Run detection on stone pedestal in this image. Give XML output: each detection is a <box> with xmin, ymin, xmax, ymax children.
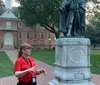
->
<box><xmin>48</xmin><ymin>38</ymin><xmax>95</xmax><ymax>85</ymax></box>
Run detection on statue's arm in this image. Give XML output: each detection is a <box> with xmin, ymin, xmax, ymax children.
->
<box><xmin>80</xmin><ymin>0</ymin><xmax>86</xmax><ymax>11</ymax></box>
<box><xmin>60</xmin><ymin>0</ymin><xmax>71</xmax><ymax>11</ymax></box>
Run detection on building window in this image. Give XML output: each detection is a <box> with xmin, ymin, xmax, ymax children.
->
<box><xmin>18</xmin><ymin>32</ymin><xmax>22</xmax><ymax>39</ymax></box>
<box><xmin>6</xmin><ymin>21</ymin><xmax>11</xmax><ymax>29</ymax></box>
<box><xmin>26</xmin><ymin>33</ymin><xmax>30</xmax><ymax>39</ymax></box>
<box><xmin>48</xmin><ymin>34</ymin><xmax>51</xmax><ymax>49</ymax></box>
<box><xmin>34</xmin><ymin>33</ymin><xmax>37</xmax><ymax>40</ymax></box>
<box><xmin>40</xmin><ymin>33</ymin><xmax>44</xmax><ymax>40</ymax></box>
<box><xmin>48</xmin><ymin>33</ymin><xmax>51</xmax><ymax>39</ymax></box>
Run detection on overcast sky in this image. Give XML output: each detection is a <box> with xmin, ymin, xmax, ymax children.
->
<box><xmin>2</xmin><ymin>0</ymin><xmax>20</xmax><ymax>7</ymax></box>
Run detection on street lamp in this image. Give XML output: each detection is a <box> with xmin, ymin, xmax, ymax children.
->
<box><xmin>48</xmin><ymin>38</ymin><xmax>51</xmax><ymax>50</ymax></box>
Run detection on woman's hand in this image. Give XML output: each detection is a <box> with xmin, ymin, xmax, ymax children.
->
<box><xmin>27</xmin><ymin>66</ymin><xmax>38</xmax><ymax>72</ymax></box>
<box><xmin>40</xmin><ymin>69</ymin><xmax>46</xmax><ymax>75</ymax></box>
<box><xmin>36</xmin><ymin>68</ymin><xmax>46</xmax><ymax>75</ymax></box>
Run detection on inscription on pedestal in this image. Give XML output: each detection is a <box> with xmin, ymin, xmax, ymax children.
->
<box><xmin>74</xmin><ymin>69</ymin><xmax>85</xmax><ymax>81</ymax></box>
<box><xmin>69</xmin><ymin>48</ymin><xmax>86</xmax><ymax>64</ymax></box>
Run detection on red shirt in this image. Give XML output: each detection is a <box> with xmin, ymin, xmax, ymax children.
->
<box><xmin>14</xmin><ymin>56</ymin><xmax>37</xmax><ymax>82</ymax></box>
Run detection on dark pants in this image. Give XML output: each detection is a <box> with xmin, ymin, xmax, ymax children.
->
<box><xmin>17</xmin><ymin>81</ymin><xmax>37</xmax><ymax>85</ymax></box>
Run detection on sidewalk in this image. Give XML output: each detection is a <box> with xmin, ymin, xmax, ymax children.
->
<box><xmin>0</xmin><ymin>50</ymin><xmax>100</xmax><ymax>85</ymax></box>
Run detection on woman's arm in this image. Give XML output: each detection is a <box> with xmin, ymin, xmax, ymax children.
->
<box><xmin>15</xmin><ymin>66</ymin><xmax>37</xmax><ymax>77</ymax></box>
<box><xmin>15</xmin><ymin>70</ymin><xmax>29</xmax><ymax>77</ymax></box>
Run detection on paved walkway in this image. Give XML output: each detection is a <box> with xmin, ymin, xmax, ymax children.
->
<box><xmin>0</xmin><ymin>50</ymin><xmax>100</xmax><ymax>85</ymax></box>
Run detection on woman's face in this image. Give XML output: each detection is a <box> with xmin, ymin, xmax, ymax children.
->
<box><xmin>22</xmin><ymin>47</ymin><xmax>31</xmax><ymax>56</ymax></box>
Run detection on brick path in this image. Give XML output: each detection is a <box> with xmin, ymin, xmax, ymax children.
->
<box><xmin>0</xmin><ymin>50</ymin><xmax>100</xmax><ymax>85</ymax></box>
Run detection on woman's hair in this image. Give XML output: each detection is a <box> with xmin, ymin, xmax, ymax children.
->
<box><xmin>18</xmin><ymin>43</ymin><xmax>31</xmax><ymax>58</ymax></box>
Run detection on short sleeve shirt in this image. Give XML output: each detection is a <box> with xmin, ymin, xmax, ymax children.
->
<box><xmin>14</xmin><ymin>56</ymin><xmax>37</xmax><ymax>82</ymax></box>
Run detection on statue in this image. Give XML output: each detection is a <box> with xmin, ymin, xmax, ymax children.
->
<box><xmin>59</xmin><ymin>0</ymin><xmax>86</xmax><ymax>37</ymax></box>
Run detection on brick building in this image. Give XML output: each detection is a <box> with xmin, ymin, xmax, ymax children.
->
<box><xmin>0</xmin><ymin>0</ymin><xmax>55</xmax><ymax>49</ymax></box>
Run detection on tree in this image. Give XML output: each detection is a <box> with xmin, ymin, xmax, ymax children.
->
<box><xmin>0</xmin><ymin>0</ymin><xmax>4</xmax><ymax>7</ymax></box>
<box><xmin>86</xmin><ymin>12</ymin><xmax>100</xmax><ymax>47</ymax></box>
<box><xmin>16</xmin><ymin>0</ymin><xmax>62</xmax><ymax>38</ymax></box>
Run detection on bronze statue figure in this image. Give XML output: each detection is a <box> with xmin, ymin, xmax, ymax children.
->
<box><xmin>59</xmin><ymin>0</ymin><xmax>86</xmax><ymax>37</ymax></box>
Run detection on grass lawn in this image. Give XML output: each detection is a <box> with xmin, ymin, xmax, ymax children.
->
<box><xmin>0</xmin><ymin>51</ymin><xmax>13</xmax><ymax>78</ymax></box>
<box><xmin>0</xmin><ymin>49</ymin><xmax>100</xmax><ymax>78</ymax></box>
<box><xmin>31</xmin><ymin>50</ymin><xmax>100</xmax><ymax>74</ymax></box>
<box><xmin>90</xmin><ymin>50</ymin><xmax>100</xmax><ymax>74</ymax></box>
<box><xmin>31</xmin><ymin>50</ymin><xmax>55</xmax><ymax>66</ymax></box>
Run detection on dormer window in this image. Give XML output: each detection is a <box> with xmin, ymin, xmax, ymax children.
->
<box><xmin>7</xmin><ymin>11</ymin><xmax>10</xmax><ymax>14</ymax></box>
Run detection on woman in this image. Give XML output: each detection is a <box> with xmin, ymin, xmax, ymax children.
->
<box><xmin>14</xmin><ymin>43</ymin><xmax>46</xmax><ymax>85</ymax></box>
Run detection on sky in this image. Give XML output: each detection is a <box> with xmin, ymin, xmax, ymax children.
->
<box><xmin>2</xmin><ymin>0</ymin><xmax>20</xmax><ymax>7</ymax></box>
<box><xmin>12</xmin><ymin>0</ymin><xmax>20</xmax><ymax>7</ymax></box>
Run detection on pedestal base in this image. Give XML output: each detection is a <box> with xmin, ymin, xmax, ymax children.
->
<box><xmin>49</xmin><ymin>78</ymin><xmax>95</xmax><ymax>85</ymax></box>
<box><xmin>48</xmin><ymin>38</ymin><xmax>95</xmax><ymax>85</ymax></box>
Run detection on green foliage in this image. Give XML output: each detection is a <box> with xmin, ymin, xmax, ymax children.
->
<box><xmin>17</xmin><ymin>0</ymin><xmax>62</xmax><ymax>38</ymax></box>
<box><xmin>0</xmin><ymin>0</ymin><xmax>4</xmax><ymax>7</ymax></box>
<box><xmin>0</xmin><ymin>51</ymin><xmax>13</xmax><ymax>78</ymax></box>
<box><xmin>86</xmin><ymin>12</ymin><xmax>100</xmax><ymax>47</ymax></box>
